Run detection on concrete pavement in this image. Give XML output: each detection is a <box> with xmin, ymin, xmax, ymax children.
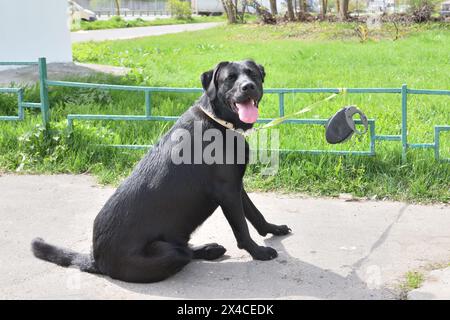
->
<box><xmin>408</xmin><ymin>267</ymin><xmax>450</xmax><ymax>300</ymax></box>
<box><xmin>71</xmin><ymin>22</ymin><xmax>223</xmax><ymax>43</ymax></box>
<box><xmin>0</xmin><ymin>174</ymin><xmax>449</xmax><ymax>299</ymax></box>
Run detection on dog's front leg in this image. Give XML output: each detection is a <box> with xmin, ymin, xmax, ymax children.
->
<box><xmin>217</xmin><ymin>188</ymin><xmax>278</xmax><ymax>261</ymax></box>
<box><xmin>242</xmin><ymin>190</ymin><xmax>291</xmax><ymax>237</ymax></box>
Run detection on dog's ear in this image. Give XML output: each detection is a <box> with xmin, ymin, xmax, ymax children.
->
<box><xmin>257</xmin><ymin>64</ymin><xmax>266</xmax><ymax>83</ymax></box>
<box><xmin>244</xmin><ymin>60</ymin><xmax>265</xmax><ymax>83</ymax></box>
<box><xmin>201</xmin><ymin>61</ymin><xmax>229</xmax><ymax>100</ymax></box>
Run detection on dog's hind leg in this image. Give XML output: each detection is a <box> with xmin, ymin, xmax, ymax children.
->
<box><xmin>191</xmin><ymin>243</ymin><xmax>226</xmax><ymax>260</ymax></box>
<box><xmin>109</xmin><ymin>241</ymin><xmax>192</xmax><ymax>283</ymax></box>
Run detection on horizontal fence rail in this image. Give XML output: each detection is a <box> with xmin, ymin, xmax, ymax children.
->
<box><xmin>0</xmin><ymin>61</ymin><xmax>39</xmax><ymax>66</ymax></box>
<box><xmin>1</xmin><ymin>58</ymin><xmax>449</xmax><ymax>162</ymax></box>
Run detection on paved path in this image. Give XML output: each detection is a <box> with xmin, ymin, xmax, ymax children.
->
<box><xmin>71</xmin><ymin>22</ymin><xmax>223</xmax><ymax>43</ymax></box>
<box><xmin>0</xmin><ymin>174</ymin><xmax>449</xmax><ymax>299</ymax></box>
<box><xmin>408</xmin><ymin>267</ymin><xmax>450</xmax><ymax>300</ymax></box>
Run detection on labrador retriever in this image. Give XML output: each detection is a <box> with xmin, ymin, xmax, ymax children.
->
<box><xmin>32</xmin><ymin>60</ymin><xmax>291</xmax><ymax>283</ymax></box>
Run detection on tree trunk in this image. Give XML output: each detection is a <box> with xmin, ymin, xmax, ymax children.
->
<box><xmin>269</xmin><ymin>0</ymin><xmax>278</xmax><ymax>14</ymax></box>
<box><xmin>299</xmin><ymin>0</ymin><xmax>307</xmax><ymax>12</ymax></box>
<box><xmin>237</xmin><ymin>0</ymin><xmax>248</xmax><ymax>23</ymax></box>
<box><xmin>338</xmin><ymin>0</ymin><xmax>349</xmax><ymax>20</ymax></box>
<box><xmin>221</xmin><ymin>0</ymin><xmax>237</xmax><ymax>23</ymax></box>
<box><xmin>286</xmin><ymin>0</ymin><xmax>295</xmax><ymax>21</ymax></box>
<box><xmin>114</xmin><ymin>0</ymin><xmax>120</xmax><ymax>16</ymax></box>
<box><xmin>296</xmin><ymin>0</ymin><xmax>308</xmax><ymax>20</ymax></box>
<box><xmin>321</xmin><ymin>0</ymin><xmax>328</xmax><ymax>18</ymax></box>
<box><xmin>248</xmin><ymin>0</ymin><xmax>277</xmax><ymax>24</ymax></box>
<box><xmin>336</xmin><ymin>0</ymin><xmax>340</xmax><ymax>15</ymax></box>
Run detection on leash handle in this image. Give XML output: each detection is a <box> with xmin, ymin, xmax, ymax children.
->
<box><xmin>344</xmin><ymin>106</ymin><xmax>368</xmax><ymax>135</ymax></box>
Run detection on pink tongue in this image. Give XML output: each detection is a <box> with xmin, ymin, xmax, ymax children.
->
<box><xmin>235</xmin><ymin>100</ymin><xmax>259</xmax><ymax>124</ymax></box>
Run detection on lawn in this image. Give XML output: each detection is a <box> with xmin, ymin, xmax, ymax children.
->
<box><xmin>1</xmin><ymin>22</ymin><xmax>449</xmax><ymax>202</ymax></box>
<box><xmin>70</xmin><ymin>15</ymin><xmax>224</xmax><ymax>31</ymax></box>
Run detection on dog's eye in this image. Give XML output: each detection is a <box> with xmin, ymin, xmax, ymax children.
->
<box><xmin>244</xmin><ymin>69</ymin><xmax>256</xmax><ymax>79</ymax></box>
<box><xmin>226</xmin><ymin>74</ymin><xmax>237</xmax><ymax>81</ymax></box>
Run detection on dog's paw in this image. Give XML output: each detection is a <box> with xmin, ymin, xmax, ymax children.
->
<box><xmin>193</xmin><ymin>243</ymin><xmax>227</xmax><ymax>260</ymax></box>
<box><xmin>267</xmin><ymin>224</ymin><xmax>292</xmax><ymax>236</ymax></box>
<box><xmin>203</xmin><ymin>243</ymin><xmax>227</xmax><ymax>260</ymax></box>
<box><xmin>251</xmin><ymin>246</ymin><xmax>278</xmax><ymax>261</ymax></box>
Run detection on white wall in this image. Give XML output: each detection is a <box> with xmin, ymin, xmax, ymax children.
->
<box><xmin>192</xmin><ymin>0</ymin><xmax>288</xmax><ymax>14</ymax></box>
<box><xmin>0</xmin><ymin>0</ymin><xmax>72</xmax><ymax>65</ymax></box>
<box><xmin>192</xmin><ymin>0</ymin><xmax>224</xmax><ymax>13</ymax></box>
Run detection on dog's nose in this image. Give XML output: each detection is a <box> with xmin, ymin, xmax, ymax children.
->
<box><xmin>241</xmin><ymin>82</ymin><xmax>256</xmax><ymax>92</ymax></box>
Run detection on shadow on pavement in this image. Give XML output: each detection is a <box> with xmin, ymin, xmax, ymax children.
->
<box><xmin>107</xmin><ymin>233</ymin><xmax>396</xmax><ymax>299</ymax></box>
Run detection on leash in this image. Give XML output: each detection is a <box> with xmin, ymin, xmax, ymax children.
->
<box><xmin>199</xmin><ymin>88</ymin><xmax>368</xmax><ymax>143</ymax></box>
<box><xmin>200</xmin><ymin>89</ymin><xmax>347</xmax><ymax>137</ymax></box>
<box><xmin>255</xmin><ymin>90</ymin><xmax>344</xmax><ymax>132</ymax></box>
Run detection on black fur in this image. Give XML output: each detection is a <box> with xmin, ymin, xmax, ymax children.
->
<box><xmin>31</xmin><ymin>238</ymin><xmax>99</xmax><ymax>273</ymax></box>
<box><xmin>31</xmin><ymin>60</ymin><xmax>291</xmax><ymax>283</ymax></box>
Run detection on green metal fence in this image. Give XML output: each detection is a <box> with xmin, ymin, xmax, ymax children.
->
<box><xmin>1</xmin><ymin>57</ymin><xmax>449</xmax><ymax>162</ymax></box>
<box><xmin>0</xmin><ymin>58</ymin><xmax>50</xmax><ymax>125</ymax></box>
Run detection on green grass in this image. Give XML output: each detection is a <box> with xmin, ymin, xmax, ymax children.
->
<box><xmin>70</xmin><ymin>15</ymin><xmax>224</xmax><ymax>31</ymax></box>
<box><xmin>1</xmin><ymin>22</ymin><xmax>449</xmax><ymax>202</ymax></box>
<box><xmin>405</xmin><ymin>271</ymin><xmax>424</xmax><ymax>290</ymax></box>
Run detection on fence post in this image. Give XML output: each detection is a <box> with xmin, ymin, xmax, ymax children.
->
<box><xmin>401</xmin><ymin>84</ymin><xmax>407</xmax><ymax>162</ymax></box>
<box><xmin>278</xmin><ymin>93</ymin><xmax>285</xmax><ymax>116</ymax></box>
<box><xmin>145</xmin><ymin>91</ymin><xmax>151</xmax><ymax>116</ymax></box>
<box><xmin>370</xmin><ymin>121</ymin><xmax>376</xmax><ymax>155</ymax></box>
<box><xmin>18</xmin><ymin>88</ymin><xmax>24</xmax><ymax>120</ymax></box>
<box><xmin>434</xmin><ymin>126</ymin><xmax>439</xmax><ymax>161</ymax></box>
<box><xmin>38</xmin><ymin>57</ymin><xmax>50</xmax><ymax>127</ymax></box>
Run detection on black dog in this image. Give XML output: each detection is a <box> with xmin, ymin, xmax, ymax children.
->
<box><xmin>32</xmin><ymin>60</ymin><xmax>291</xmax><ymax>283</ymax></box>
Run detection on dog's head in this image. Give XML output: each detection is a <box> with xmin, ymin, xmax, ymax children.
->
<box><xmin>201</xmin><ymin>60</ymin><xmax>265</xmax><ymax>129</ymax></box>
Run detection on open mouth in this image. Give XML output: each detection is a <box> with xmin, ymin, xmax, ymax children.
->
<box><xmin>230</xmin><ymin>98</ymin><xmax>259</xmax><ymax>124</ymax></box>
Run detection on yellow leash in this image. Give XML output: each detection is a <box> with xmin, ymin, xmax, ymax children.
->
<box><xmin>244</xmin><ymin>88</ymin><xmax>347</xmax><ymax>136</ymax></box>
<box><xmin>258</xmin><ymin>91</ymin><xmax>344</xmax><ymax>131</ymax></box>
<box><xmin>200</xmin><ymin>89</ymin><xmax>347</xmax><ymax>137</ymax></box>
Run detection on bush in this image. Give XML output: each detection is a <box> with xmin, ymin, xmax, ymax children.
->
<box><xmin>0</xmin><ymin>92</ymin><xmax>18</xmax><ymax>115</ymax></box>
<box><xmin>111</xmin><ymin>15</ymin><xmax>123</xmax><ymax>23</ymax></box>
<box><xmin>16</xmin><ymin>123</ymin><xmax>70</xmax><ymax>171</ymax></box>
<box><xmin>409</xmin><ymin>0</ymin><xmax>436</xmax><ymax>22</ymax></box>
<box><xmin>168</xmin><ymin>0</ymin><xmax>192</xmax><ymax>20</ymax></box>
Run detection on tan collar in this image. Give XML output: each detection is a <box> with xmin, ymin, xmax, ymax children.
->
<box><xmin>199</xmin><ymin>105</ymin><xmax>254</xmax><ymax>136</ymax></box>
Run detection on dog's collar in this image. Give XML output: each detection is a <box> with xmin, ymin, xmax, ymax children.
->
<box><xmin>199</xmin><ymin>105</ymin><xmax>254</xmax><ymax>136</ymax></box>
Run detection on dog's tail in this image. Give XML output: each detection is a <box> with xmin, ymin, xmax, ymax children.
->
<box><xmin>31</xmin><ymin>237</ymin><xmax>100</xmax><ymax>274</ymax></box>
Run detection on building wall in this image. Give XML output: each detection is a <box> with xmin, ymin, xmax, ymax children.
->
<box><xmin>191</xmin><ymin>0</ymin><xmax>319</xmax><ymax>14</ymax></box>
<box><xmin>366</xmin><ymin>0</ymin><xmax>396</xmax><ymax>13</ymax></box>
<box><xmin>191</xmin><ymin>0</ymin><xmax>223</xmax><ymax>13</ymax></box>
<box><xmin>77</xmin><ymin>0</ymin><xmax>168</xmax><ymax>11</ymax></box>
<box><xmin>0</xmin><ymin>0</ymin><xmax>72</xmax><ymax>65</ymax></box>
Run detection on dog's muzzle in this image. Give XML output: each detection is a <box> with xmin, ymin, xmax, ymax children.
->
<box><xmin>325</xmin><ymin>106</ymin><xmax>368</xmax><ymax>144</ymax></box>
